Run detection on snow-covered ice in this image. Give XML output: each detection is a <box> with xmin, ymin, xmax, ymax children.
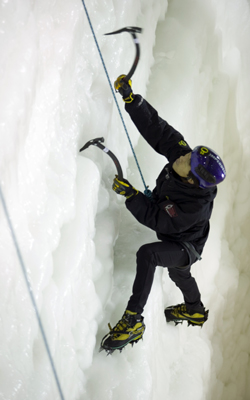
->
<box><xmin>0</xmin><ymin>0</ymin><xmax>250</xmax><ymax>399</ymax></box>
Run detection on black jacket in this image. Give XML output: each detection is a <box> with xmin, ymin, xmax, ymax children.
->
<box><xmin>124</xmin><ymin>95</ymin><xmax>217</xmax><ymax>255</ymax></box>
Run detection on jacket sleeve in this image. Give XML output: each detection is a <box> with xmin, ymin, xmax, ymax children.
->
<box><xmin>125</xmin><ymin>95</ymin><xmax>192</xmax><ymax>161</ymax></box>
<box><xmin>125</xmin><ymin>192</ymin><xmax>204</xmax><ymax>236</ymax></box>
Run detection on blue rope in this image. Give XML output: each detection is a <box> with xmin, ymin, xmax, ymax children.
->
<box><xmin>0</xmin><ymin>185</ymin><xmax>65</xmax><ymax>400</ymax></box>
<box><xmin>81</xmin><ymin>0</ymin><xmax>151</xmax><ymax>197</ymax></box>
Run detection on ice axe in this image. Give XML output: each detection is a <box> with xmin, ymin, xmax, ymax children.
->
<box><xmin>104</xmin><ymin>26</ymin><xmax>142</xmax><ymax>83</ymax></box>
<box><xmin>79</xmin><ymin>137</ymin><xmax>123</xmax><ymax>180</ymax></box>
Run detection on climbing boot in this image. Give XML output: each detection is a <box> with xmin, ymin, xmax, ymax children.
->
<box><xmin>164</xmin><ymin>303</ymin><xmax>209</xmax><ymax>327</ymax></box>
<box><xmin>100</xmin><ymin>310</ymin><xmax>145</xmax><ymax>354</ymax></box>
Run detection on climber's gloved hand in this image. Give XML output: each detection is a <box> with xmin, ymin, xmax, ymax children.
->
<box><xmin>114</xmin><ymin>74</ymin><xmax>134</xmax><ymax>103</ymax></box>
<box><xmin>112</xmin><ymin>176</ymin><xmax>138</xmax><ymax>199</ymax></box>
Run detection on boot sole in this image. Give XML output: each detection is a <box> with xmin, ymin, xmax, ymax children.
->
<box><xmin>100</xmin><ymin>328</ymin><xmax>145</xmax><ymax>354</ymax></box>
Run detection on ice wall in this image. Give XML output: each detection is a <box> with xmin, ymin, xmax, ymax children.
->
<box><xmin>0</xmin><ymin>0</ymin><xmax>168</xmax><ymax>399</ymax></box>
<box><xmin>146</xmin><ymin>1</ymin><xmax>250</xmax><ymax>399</ymax></box>
<box><xmin>0</xmin><ymin>0</ymin><xmax>250</xmax><ymax>399</ymax></box>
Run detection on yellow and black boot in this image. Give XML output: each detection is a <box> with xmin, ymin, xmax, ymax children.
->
<box><xmin>164</xmin><ymin>303</ymin><xmax>209</xmax><ymax>327</ymax></box>
<box><xmin>100</xmin><ymin>310</ymin><xmax>145</xmax><ymax>354</ymax></box>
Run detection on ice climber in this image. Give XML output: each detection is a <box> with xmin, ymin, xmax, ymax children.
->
<box><xmin>100</xmin><ymin>75</ymin><xmax>226</xmax><ymax>353</ymax></box>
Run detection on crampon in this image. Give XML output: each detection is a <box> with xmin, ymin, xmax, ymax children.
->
<box><xmin>100</xmin><ymin>311</ymin><xmax>145</xmax><ymax>355</ymax></box>
<box><xmin>164</xmin><ymin>303</ymin><xmax>209</xmax><ymax>327</ymax></box>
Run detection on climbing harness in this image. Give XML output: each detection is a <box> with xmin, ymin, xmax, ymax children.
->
<box><xmin>80</xmin><ymin>1</ymin><xmax>151</xmax><ymax>197</ymax></box>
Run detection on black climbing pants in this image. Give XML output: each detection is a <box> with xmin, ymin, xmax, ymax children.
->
<box><xmin>127</xmin><ymin>241</ymin><xmax>201</xmax><ymax>315</ymax></box>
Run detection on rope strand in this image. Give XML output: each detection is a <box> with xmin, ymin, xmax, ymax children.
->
<box><xmin>0</xmin><ymin>6</ymin><xmax>152</xmax><ymax>399</ymax></box>
<box><xmin>81</xmin><ymin>0</ymin><xmax>151</xmax><ymax>196</ymax></box>
<box><xmin>0</xmin><ymin>185</ymin><xmax>65</xmax><ymax>400</ymax></box>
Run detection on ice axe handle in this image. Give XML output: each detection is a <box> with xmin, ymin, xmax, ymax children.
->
<box><xmin>79</xmin><ymin>137</ymin><xmax>123</xmax><ymax>180</ymax></box>
<box><xmin>104</xmin><ymin>26</ymin><xmax>142</xmax><ymax>83</ymax></box>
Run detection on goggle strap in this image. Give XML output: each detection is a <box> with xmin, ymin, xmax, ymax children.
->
<box><xmin>195</xmin><ymin>164</ymin><xmax>216</xmax><ymax>184</ymax></box>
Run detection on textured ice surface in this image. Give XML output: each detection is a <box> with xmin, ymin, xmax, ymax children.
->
<box><xmin>0</xmin><ymin>0</ymin><xmax>250</xmax><ymax>399</ymax></box>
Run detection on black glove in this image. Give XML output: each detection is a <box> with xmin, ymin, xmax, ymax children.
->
<box><xmin>112</xmin><ymin>176</ymin><xmax>138</xmax><ymax>199</ymax></box>
<box><xmin>114</xmin><ymin>74</ymin><xmax>134</xmax><ymax>103</ymax></box>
